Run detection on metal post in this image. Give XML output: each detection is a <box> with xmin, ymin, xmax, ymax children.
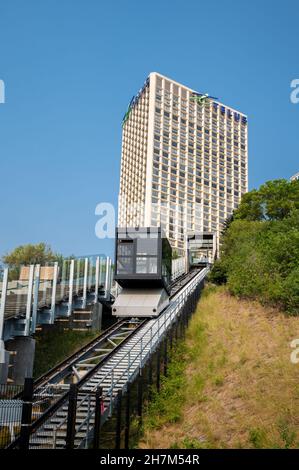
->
<box><xmin>156</xmin><ymin>347</ymin><xmax>161</xmax><ymax>392</ymax></box>
<box><xmin>50</xmin><ymin>262</ymin><xmax>58</xmax><ymax>323</ymax></box>
<box><xmin>0</xmin><ymin>268</ymin><xmax>8</xmax><ymax>342</ymax></box>
<box><xmin>104</xmin><ymin>257</ymin><xmax>110</xmax><ymax>298</ymax></box>
<box><xmin>76</xmin><ymin>258</ymin><xmax>81</xmax><ymax>295</ymax></box>
<box><xmin>148</xmin><ymin>357</ymin><xmax>153</xmax><ymax>400</ymax></box>
<box><xmin>115</xmin><ymin>389</ymin><xmax>122</xmax><ymax>450</ymax></box>
<box><xmin>124</xmin><ymin>382</ymin><xmax>131</xmax><ymax>449</ymax></box>
<box><xmin>93</xmin><ymin>387</ymin><xmax>103</xmax><ymax>449</ymax></box>
<box><xmin>88</xmin><ymin>258</ymin><xmax>93</xmax><ymax>291</ymax></box>
<box><xmin>140</xmin><ymin>337</ymin><xmax>143</xmax><ymax>369</ymax></box>
<box><xmin>67</xmin><ymin>260</ymin><xmax>75</xmax><ymax>317</ymax></box>
<box><xmin>31</xmin><ymin>264</ymin><xmax>40</xmax><ymax>334</ymax></box>
<box><xmin>19</xmin><ymin>377</ymin><xmax>33</xmax><ymax>450</ymax></box>
<box><xmin>60</xmin><ymin>260</ymin><xmax>67</xmax><ymax>300</ymax></box>
<box><xmin>175</xmin><ymin>319</ymin><xmax>178</xmax><ymax>342</ymax></box>
<box><xmin>99</xmin><ymin>257</ymin><xmax>103</xmax><ymax>289</ymax></box>
<box><xmin>24</xmin><ymin>265</ymin><xmax>35</xmax><ymax>336</ymax></box>
<box><xmin>109</xmin><ymin>257</ymin><xmax>113</xmax><ymax>291</ymax></box>
<box><xmin>164</xmin><ymin>337</ymin><xmax>168</xmax><ymax>377</ymax></box>
<box><xmin>94</xmin><ymin>256</ymin><xmax>100</xmax><ymax>304</ymax></box>
<box><xmin>65</xmin><ymin>383</ymin><xmax>78</xmax><ymax>449</ymax></box>
<box><xmin>82</xmin><ymin>258</ymin><xmax>88</xmax><ymax>309</ymax></box>
<box><xmin>137</xmin><ymin>371</ymin><xmax>143</xmax><ymax>426</ymax></box>
<box><xmin>127</xmin><ymin>351</ymin><xmax>130</xmax><ymax>380</ymax></box>
<box><xmin>169</xmin><ymin>327</ymin><xmax>173</xmax><ymax>351</ymax></box>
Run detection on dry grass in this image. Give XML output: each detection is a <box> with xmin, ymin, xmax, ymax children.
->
<box><xmin>140</xmin><ymin>286</ymin><xmax>299</xmax><ymax>449</ymax></box>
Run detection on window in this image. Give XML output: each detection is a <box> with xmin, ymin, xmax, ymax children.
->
<box><xmin>117</xmin><ymin>240</ymin><xmax>134</xmax><ymax>274</ymax></box>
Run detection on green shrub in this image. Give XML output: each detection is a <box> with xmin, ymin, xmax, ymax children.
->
<box><xmin>210</xmin><ymin>179</ymin><xmax>299</xmax><ymax>314</ymax></box>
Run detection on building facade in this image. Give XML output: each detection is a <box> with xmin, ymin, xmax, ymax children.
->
<box><xmin>118</xmin><ymin>72</ymin><xmax>248</xmax><ymax>254</ymax></box>
<box><xmin>290</xmin><ymin>172</ymin><xmax>299</xmax><ymax>181</ymax></box>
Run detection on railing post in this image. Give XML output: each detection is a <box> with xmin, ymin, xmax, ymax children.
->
<box><xmin>94</xmin><ymin>256</ymin><xmax>100</xmax><ymax>303</ymax></box>
<box><xmin>93</xmin><ymin>386</ymin><xmax>103</xmax><ymax>449</ymax></box>
<box><xmin>65</xmin><ymin>384</ymin><xmax>78</xmax><ymax>449</ymax></box>
<box><xmin>50</xmin><ymin>262</ymin><xmax>58</xmax><ymax>323</ymax></box>
<box><xmin>169</xmin><ymin>327</ymin><xmax>173</xmax><ymax>351</ymax></box>
<box><xmin>31</xmin><ymin>264</ymin><xmax>40</xmax><ymax>334</ymax></box>
<box><xmin>175</xmin><ymin>318</ymin><xmax>178</xmax><ymax>342</ymax></box>
<box><xmin>67</xmin><ymin>259</ymin><xmax>75</xmax><ymax>317</ymax></box>
<box><xmin>137</xmin><ymin>370</ymin><xmax>143</xmax><ymax>426</ymax></box>
<box><xmin>98</xmin><ymin>257</ymin><xmax>103</xmax><ymax>287</ymax></box>
<box><xmin>19</xmin><ymin>377</ymin><xmax>33</xmax><ymax>450</ymax></box>
<box><xmin>163</xmin><ymin>336</ymin><xmax>168</xmax><ymax>377</ymax></box>
<box><xmin>140</xmin><ymin>337</ymin><xmax>143</xmax><ymax>369</ymax></box>
<box><xmin>115</xmin><ymin>389</ymin><xmax>122</xmax><ymax>450</ymax></box>
<box><xmin>60</xmin><ymin>260</ymin><xmax>67</xmax><ymax>300</ymax></box>
<box><xmin>0</xmin><ymin>268</ymin><xmax>8</xmax><ymax>343</ymax></box>
<box><xmin>124</xmin><ymin>382</ymin><xmax>131</xmax><ymax>450</ymax></box>
<box><xmin>104</xmin><ymin>257</ymin><xmax>110</xmax><ymax>298</ymax></box>
<box><xmin>127</xmin><ymin>352</ymin><xmax>130</xmax><ymax>380</ymax></box>
<box><xmin>82</xmin><ymin>257</ymin><xmax>88</xmax><ymax>309</ymax></box>
<box><xmin>156</xmin><ymin>346</ymin><xmax>161</xmax><ymax>392</ymax></box>
<box><xmin>75</xmin><ymin>258</ymin><xmax>81</xmax><ymax>295</ymax></box>
<box><xmin>148</xmin><ymin>357</ymin><xmax>153</xmax><ymax>400</ymax></box>
<box><xmin>88</xmin><ymin>257</ymin><xmax>93</xmax><ymax>291</ymax></box>
<box><xmin>24</xmin><ymin>265</ymin><xmax>35</xmax><ymax>336</ymax></box>
<box><xmin>110</xmin><ymin>369</ymin><xmax>114</xmax><ymax>416</ymax></box>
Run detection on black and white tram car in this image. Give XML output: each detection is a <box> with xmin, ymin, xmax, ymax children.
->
<box><xmin>187</xmin><ymin>232</ymin><xmax>216</xmax><ymax>268</ymax></box>
<box><xmin>113</xmin><ymin>227</ymin><xmax>172</xmax><ymax>317</ymax></box>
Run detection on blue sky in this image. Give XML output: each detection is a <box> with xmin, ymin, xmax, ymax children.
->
<box><xmin>0</xmin><ymin>0</ymin><xmax>298</xmax><ymax>258</ymax></box>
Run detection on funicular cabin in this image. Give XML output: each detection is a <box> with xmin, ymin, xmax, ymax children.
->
<box><xmin>187</xmin><ymin>232</ymin><xmax>216</xmax><ymax>268</ymax></box>
<box><xmin>113</xmin><ymin>227</ymin><xmax>172</xmax><ymax>317</ymax></box>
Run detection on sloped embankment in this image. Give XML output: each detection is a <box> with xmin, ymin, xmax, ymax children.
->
<box><xmin>139</xmin><ymin>286</ymin><xmax>299</xmax><ymax>449</ymax></box>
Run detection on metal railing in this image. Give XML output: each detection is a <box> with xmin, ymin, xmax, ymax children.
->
<box><xmin>0</xmin><ymin>383</ymin><xmax>24</xmax><ymax>448</ymax></box>
<box><xmin>0</xmin><ymin>255</ymin><xmax>113</xmax><ymax>343</ymax></box>
<box><xmin>49</xmin><ymin>268</ymin><xmax>208</xmax><ymax>448</ymax></box>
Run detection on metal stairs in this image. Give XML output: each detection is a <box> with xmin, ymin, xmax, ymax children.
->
<box><xmin>28</xmin><ymin>268</ymin><xmax>208</xmax><ymax>449</ymax></box>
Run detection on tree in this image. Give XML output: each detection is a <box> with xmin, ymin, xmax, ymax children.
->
<box><xmin>2</xmin><ymin>243</ymin><xmax>62</xmax><ymax>280</ymax></box>
<box><xmin>234</xmin><ymin>179</ymin><xmax>299</xmax><ymax>222</ymax></box>
<box><xmin>210</xmin><ymin>179</ymin><xmax>299</xmax><ymax>314</ymax></box>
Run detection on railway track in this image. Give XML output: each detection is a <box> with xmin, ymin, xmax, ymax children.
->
<box><xmin>31</xmin><ymin>268</ymin><xmax>201</xmax><ymax>395</ymax></box>
<box><xmin>8</xmin><ymin>267</ymin><xmax>207</xmax><ymax>449</ymax></box>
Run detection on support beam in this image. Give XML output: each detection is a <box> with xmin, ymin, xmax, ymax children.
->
<box><xmin>67</xmin><ymin>259</ymin><xmax>75</xmax><ymax>317</ymax></box>
<box><xmin>0</xmin><ymin>268</ymin><xmax>9</xmax><ymax>383</ymax></box>
<box><xmin>24</xmin><ymin>265</ymin><xmax>34</xmax><ymax>336</ymax></box>
<box><xmin>94</xmin><ymin>256</ymin><xmax>100</xmax><ymax>303</ymax></box>
<box><xmin>0</xmin><ymin>268</ymin><xmax>8</xmax><ymax>342</ymax></box>
<box><xmin>82</xmin><ymin>258</ymin><xmax>88</xmax><ymax>309</ymax></box>
<box><xmin>31</xmin><ymin>264</ymin><xmax>40</xmax><ymax>334</ymax></box>
<box><xmin>115</xmin><ymin>389</ymin><xmax>122</xmax><ymax>449</ymax></box>
<box><xmin>50</xmin><ymin>262</ymin><xmax>58</xmax><ymax>324</ymax></box>
<box><xmin>104</xmin><ymin>257</ymin><xmax>110</xmax><ymax>298</ymax></box>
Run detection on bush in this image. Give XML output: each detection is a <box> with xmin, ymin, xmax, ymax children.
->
<box><xmin>210</xmin><ymin>179</ymin><xmax>299</xmax><ymax>314</ymax></box>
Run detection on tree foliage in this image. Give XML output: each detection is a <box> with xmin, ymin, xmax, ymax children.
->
<box><xmin>2</xmin><ymin>243</ymin><xmax>63</xmax><ymax>280</ymax></box>
<box><xmin>210</xmin><ymin>179</ymin><xmax>299</xmax><ymax>314</ymax></box>
<box><xmin>234</xmin><ymin>179</ymin><xmax>299</xmax><ymax>221</ymax></box>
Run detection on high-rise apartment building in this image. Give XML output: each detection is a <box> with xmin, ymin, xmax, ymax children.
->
<box><xmin>118</xmin><ymin>72</ymin><xmax>248</xmax><ymax>254</ymax></box>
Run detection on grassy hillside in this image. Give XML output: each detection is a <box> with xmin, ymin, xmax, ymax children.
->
<box><xmin>139</xmin><ymin>286</ymin><xmax>299</xmax><ymax>449</ymax></box>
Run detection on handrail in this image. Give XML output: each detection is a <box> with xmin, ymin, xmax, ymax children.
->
<box><xmin>65</xmin><ymin>268</ymin><xmax>208</xmax><ymax>447</ymax></box>
<box><xmin>48</xmin><ymin>268</ymin><xmax>207</xmax><ymax>448</ymax></box>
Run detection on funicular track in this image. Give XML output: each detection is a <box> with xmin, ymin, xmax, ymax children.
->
<box><xmin>8</xmin><ymin>267</ymin><xmax>208</xmax><ymax>449</ymax></box>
